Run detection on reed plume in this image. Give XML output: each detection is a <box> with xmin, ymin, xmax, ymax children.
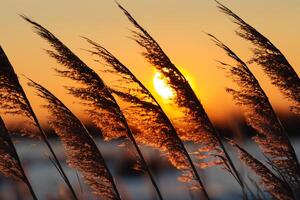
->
<box><xmin>233</xmin><ymin>142</ymin><xmax>294</xmax><ymax>200</ymax></box>
<box><xmin>0</xmin><ymin>45</ymin><xmax>78</xmax><ymax>199</ymax></box>
<box><xmin>85</xmin><ymin>38</ymin><xmax>210</xmax><ymax>194</ymax></box>
<box><xmin>22</xmin><ymin>16</ymin><xmax>164</xmax><ymax>200</ymax></box>
<box><xmin>116</xmin><ymin>2</ymin><xmax>245</xmax><ymax>192</ymax></box>
<box><xmin>0</xmin><ymin>117</ymin><xmax>38</xmax><ymax>200</ymax></box>
<box><xmin>215</xmin><ymin>1</ymin><xmax>300</xmax><ymax>115</ymax></box>
<box><xmin>27</xmin><ymin>79</ymin><xmax>121</xmax><ymax>200</ymax></box>
<box><xmin>209</xmin><ymin>34</ymin><xmax>300</xmax><ymax>192</ymax></box>
<box><xmin>0</xmin><ymin>46</ymin><xmax>35</xmax><ymax>135</ymax></box>
<box><xmin>21</xmin><ymin>16</ymin><xmax>126</xmax><ymax>141</ymax></box>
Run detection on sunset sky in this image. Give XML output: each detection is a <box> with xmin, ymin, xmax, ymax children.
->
<box><xmin>1</xmin><ymin>0</ymin><xmax>299</xmax><ymax>125</ymax></box>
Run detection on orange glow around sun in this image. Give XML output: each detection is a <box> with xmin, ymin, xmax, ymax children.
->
<box><xmin>153</xmin><ymin>72</ymin><xmax>175</xmax><ymax>100</ymax></box>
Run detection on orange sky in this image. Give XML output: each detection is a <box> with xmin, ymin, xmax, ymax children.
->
<box><xmin>0</xmin><ymin>0</ymin><xmax>299</xmax><ymax>126</ymax></box>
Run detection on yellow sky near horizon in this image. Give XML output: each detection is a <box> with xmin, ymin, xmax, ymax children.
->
<box><xmin>0</xmin><ymin>0</ymin><xmax>299</xmax><ymax>127</ymax></box>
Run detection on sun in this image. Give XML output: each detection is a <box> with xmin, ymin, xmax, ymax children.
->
<box><xmin>153</xmin><ymin>72</ymin><xmax>175</xmax><ymax>100</ymax></box>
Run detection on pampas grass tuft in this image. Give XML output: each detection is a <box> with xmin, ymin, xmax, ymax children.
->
<box><xmin>84</xmin><ymin>38</ymin><xmax>210</xmax><ymax>192</ymax></box>
<box><xmin>209</xmin><ymin>34</ymin><xmax>300</xmax><ymax>193</ymax></box>
<box><xmin>215</xmin><ymin>0</ymin><xmax>300</xmax><ymax>115</ymax></box>
<box><xmin>116</xmin><ymin>3</ymin><xmax>245</xmax><ymax>196</ymax></box>
<box><xmin>0</xmin><ymin>45</ymin><xmax>78</xmax><ymax>199</ymax></box>
<box><xmin>28</xmin><ymin>79</ymin><xmax>121</xmax><ymax>199</ymax></box>
<box><xmin>0</xmin><ymin>117</ymin><xmax>37</xmax><ymax>199</ymax></box>
<box><xmin>22</xmin><ymin>16</ymin><xmax>164</xmax><ymax>199</ymax></box>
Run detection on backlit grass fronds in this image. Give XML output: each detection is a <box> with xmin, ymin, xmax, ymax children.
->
<box><xmin>0</xmin><ymin>117</ymin><xmax>37</xmax><ymax>200</ymax></box>
<box><xmin>117</xmin><ymin>2</ymin><xmax>220</xmax><ymax>160</ymax></box>
<box><xmin>117</xmin><ymin>2</ymin><xmax>244</xmax><ymax>191</ymax></box>
<box><xmin>111</xmin><ymin>89</ymin><xmax>201</xmax><ymax>189</ymax></box>
<box><xmin>209</xmin><ymin>34</ymin><xmax>300</xmax><ymax>190</ymax></box>
<box><xmin>0</xmin><ymin>117</ymin><xmax>26</xmax><ymax>181</ymax></box>
<box><xmin>216</xmin><ymin>1</ymin><xmax>300</xmax><ymax>115</ymax></box>
<box><xmin>0</xmin><ymin>46</ymin><xmax>35</xmax><ymax>136</ymax></box>
<box><xmin>233</xmin><ymin>143</ymin><xmax>294</xmax><ymax>200</ymax></box>
<box><xmin>23</xmin><ymin>16</ymin><xmax>164</xmax><ymax>199</ymax></box>
<box><xmin>21</xmin><ymin>16</ymin><xmax>127</xmax><ymax>141</ymax></box>
<box><xmin>85</xmin><ymin>38</ymin><xmax>208</xmax><ymax>192</ymax></box>
<box><xmin>0</xmin><ymin>45</ymin><xmax>78</xmax><ymax>198</ymax></box>
<box><xmin>28</xmin><ymin>79</ymin><xmax>121</xmax><ymax>200</ymax></box>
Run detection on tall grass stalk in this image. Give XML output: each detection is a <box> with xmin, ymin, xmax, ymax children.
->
<box><xmin>116</xmin><ymin>2</ymin><xmax>246</xmax><ymax>196</ymax></box>
<box><xmin>215</xmin><ymin>1</ymin><xmax>300</xmax><ymax>115</ymax></box>
<box><xmin>27</xmin><ymin>79</ymin><xmax>121</xmax><ymax>200</ymax></box>
<box><xmin>209</xmin><ymin>34</ymin><xmax>300</xmax><ymax>194</ymax></box>
<box><xmin>22</xmin><ymin>16</ymin><xmax>164</xmax><ymax>200</ymax></box>
<box><xmin>0</xmin><ymin>46</ymin><xmax>78</xmax><ymax>200</ymax></box>
<box><xmin>232</xmin><ymin>142</ymin><xmax>294</xmax><ymax>200</ymax></box>
<box><xmin>85</xmin><ymin>37</ymin><xmax>210</xmax><ymax>196</ymax></box>
<box><xmin>0</xmin><ymin>117</ymin><xmax>38</xmax><ymax>200</ymax></box>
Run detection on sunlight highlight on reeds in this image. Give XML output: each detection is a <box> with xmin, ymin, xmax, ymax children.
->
<box><xmin>85</xmin><ymin>38</ymin><xmax>209</xmax><ymax>191</ymax></box>
<box><xmin>22</xmin><ymin>16</ymin><xmax>164</xmax><ymax>200</ymax></box>
<box><xmin>116</xmin><ymin>3</ymin><xmax>245</xmax><ymax>194</ymax></box>
<box><xmin>0</xmin><ymin>2</ymin><xmax>298</xmax><ymax>199</ymax></box>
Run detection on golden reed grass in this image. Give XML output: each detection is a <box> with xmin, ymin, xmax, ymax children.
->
<box><xmin>233</xmin><ymin>142</ymin><xmax>294</xmax><ymax>200</ymax></box>
<box><xmin>209</xmin><ymin>34</ymin><xmax>300</xmax><ymax>198</ymax></box>
<box><xmin>216</xmin><ymin>1</ymin><xmax>300</xmax><ymax>116</ymax></box>
<box><xmin>0</xmin><ymin>45</ymin><xmax>78</xmax><ymax>199</ymax></box>
<box><xmin>116</xmin><ymin>2</ymin><xmax>246</xmax><ymax>197</ymax></box>
<box><xmin>0</xmin><ymin>2</ymin><xmax>297</xmax><ymax>199</ymax></box>
<box><xmin>28</xmin><ymin>79</ymin><xmax>121</xmax><ymax>199</ymax></box>
<box><xmin>84</xmin><ymin>37</ymin><xmax>209</xmax><ymax>194</ymax></box>
<box><xmin>0</xmin><ymin>117</ymin><xmax>37</xmax><ymax>200</ymax></box>
<box><xmin>22</xmin><ymin>16</ymin><xmax>164</xmax><ymax>200</ymax></box>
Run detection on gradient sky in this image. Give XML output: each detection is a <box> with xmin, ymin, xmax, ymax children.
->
<box><xmin>0</xmin><ymin>0</ymin><xmax>299</xmax><ymax>126</ymax></box>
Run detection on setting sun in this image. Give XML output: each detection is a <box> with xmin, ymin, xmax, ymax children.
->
<box><xmin>153</xmin><ymin>72</ymin><xmax>175</xmax><ymax>100</ymax></box>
